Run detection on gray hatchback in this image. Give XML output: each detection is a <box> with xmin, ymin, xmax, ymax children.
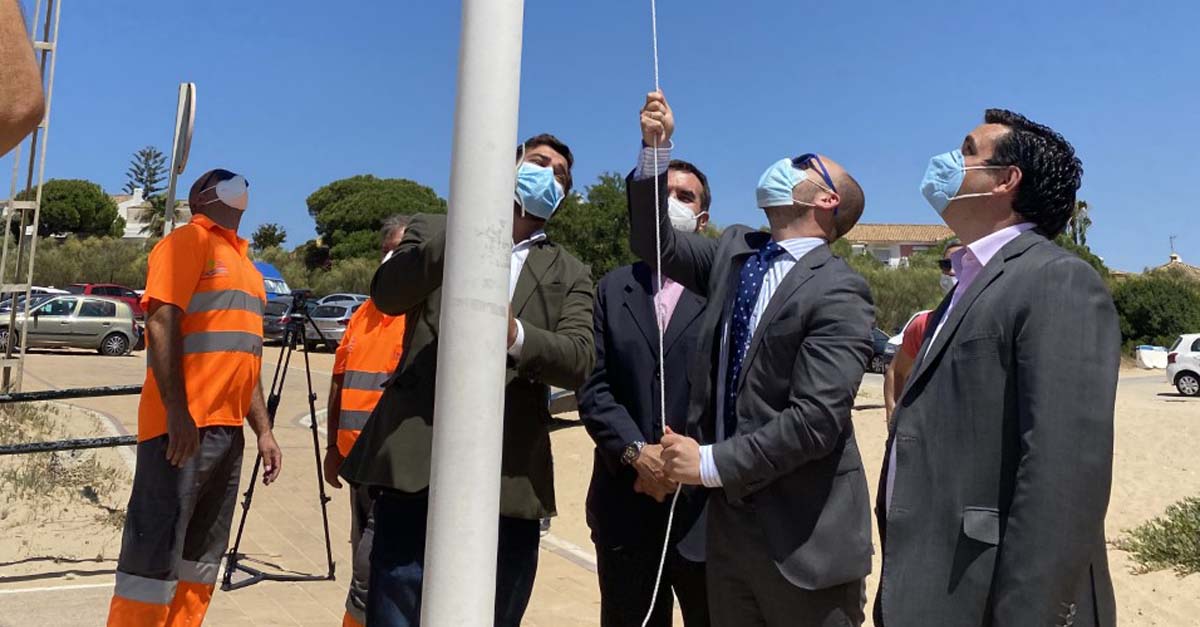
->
<box><xmin>0</xmin><ymin>295</ymin><xmax>141</xmax><ymax>356</ymax></box>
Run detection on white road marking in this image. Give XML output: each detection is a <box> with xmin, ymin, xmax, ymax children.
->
<box><xmin>0</xmin><ymin>581</ymin><xmax>114</xmax><ymax>595</ymax></box>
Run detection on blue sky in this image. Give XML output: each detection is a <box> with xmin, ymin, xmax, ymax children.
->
<box><xmin>3</xmin><ymin>0</ymin><xmax>1196</xmax><ymax>272</ymax></box>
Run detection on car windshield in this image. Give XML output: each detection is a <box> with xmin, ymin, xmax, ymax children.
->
<box><xmin>64</xmin><ymin>285</ymin><xmax>86</xmax><ymax>294</ymax></box>
<box><xmin>312</xmin><ymin>305</ymin><xmax>347</xmax><ymax>318</ymax></box>
<box><xmin>263</xmin><ymin>278</ymin><xmax>290</xmax><ymax>296</ymax></box>
<box><xmin>265</xmin><ymin>300</ymin><xmax>290</xmax><ymax>317</ymax></box>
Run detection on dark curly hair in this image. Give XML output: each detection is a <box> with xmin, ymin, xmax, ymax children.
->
<box><xmin>983</xmin><ymin>109</ymin><xmax>1082</xmax><ymax>238</ymax></box>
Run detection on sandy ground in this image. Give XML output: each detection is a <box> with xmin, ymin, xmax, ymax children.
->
<box><xmin>0</xmin><ymin>348</ymin><xmax>1196</xmax><ymax>626</ymax></box>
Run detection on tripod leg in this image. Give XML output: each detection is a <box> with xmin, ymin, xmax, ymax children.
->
<box><xmin>222</xmin><ymin>451</ymin><xmax>265</xmax><ymax>589</ymax></box>
<box><xmin>300</xmin><ymin>320</ymin><xmax>337</xmax><ymax>580</ymax></box>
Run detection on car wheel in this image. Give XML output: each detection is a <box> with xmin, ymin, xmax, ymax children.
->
<box><xmin>100</xmin><ymin>333</ymin><xmax>130</xmax><ymax>357</ymax></box>
<box><xmin>1177</xmin><ymin>372</ymin><xmax>1200</xmax><ymax>397</ymax></box>
<box><xmin>870</xmin><ymin>354</ymin><xmax>885</xmax><ymax>374</ymax></box>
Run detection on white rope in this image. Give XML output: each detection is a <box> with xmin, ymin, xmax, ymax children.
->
<box><xmin>642</xmin><ymin>0</ymin><xmax>682</xmax><ymax>624</ymax></box>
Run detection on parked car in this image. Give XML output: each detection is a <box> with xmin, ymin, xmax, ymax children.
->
<box><xmin>0</xmin><ymin>295</ymin><xmax>141</xmax><ymax>356</ymax></box>
<box><xmin>304</xmin><ymin>302</ymin><xmax>363</xmax><ymax>351</ymax></box>
<box><xmin>64</xmin><ymin>283</ymin><xmax>144</xmax><ymax>320</ymax></box>
<box><xmin>869</xmin><ymin>328</ymin><xmax>892</xmax><ymax>374</ymax></box>
<box><xmin>1166</xmin><ymin>333</ymin><xmax>1200</xmax><ymax>397</ymax></box>
<box><xmin>316</xmin><ymin>293</ymin><xmax>368</xmax><ymax>306</ymax></box>
<box><xmin>254</xmin><ymin>261</ymin><xmax>292</xmax><ymax>302</ymax></box>
<box><xmin>885</xmin><ymin>310</ymin><xmax>932</xmax><ymax>362</ymax></box>
<box><xmin>262</xmin><ymin>295</ymin><xmax>317</xmax><ymax>344</ymax></box>
<box><xmin>0</xmin><ymin>293</ymin><xmax>53</xmax><ymax>315</ymax></box>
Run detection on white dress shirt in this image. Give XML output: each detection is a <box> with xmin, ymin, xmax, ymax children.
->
<box><xmin>884</xmin><ymin>222</ymin><xmax>1036</xmax><ymax>512</ymax></box>
<box><xmin>508</xmin><ymin>230</ymin><xmax>547</xmax><ymax>358</ymax></box>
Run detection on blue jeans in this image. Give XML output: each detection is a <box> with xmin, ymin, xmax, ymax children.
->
<box><xmin>366</xmin><ymin>491</ymin><xmax>541</xmax><ymax>627</ymax></box>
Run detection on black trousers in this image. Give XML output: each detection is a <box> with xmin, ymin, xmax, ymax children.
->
<box><xmin>596</xmin><ymin>543</ymin><xmax>710</xmax><ymax>627</ymax></box>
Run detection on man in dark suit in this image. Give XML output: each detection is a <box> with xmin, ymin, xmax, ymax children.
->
<box><xmin>633</xmin><ymin>91</ymin><xmax>875</xmax><ymax>627</ymax></box>
<box><xmin>339</xmin><ymin>134</ymin><xmax>595</xmax><ymax>627</ymax></box>
<box><xmin>876</xmin><ymin>109</ymin><xmax>1119</xmax><ymax>626</ymax></box>
<box><xmin>579</xmin><ymin>158</ymin><xmax>714</xmax><ymax>627</ymax></box>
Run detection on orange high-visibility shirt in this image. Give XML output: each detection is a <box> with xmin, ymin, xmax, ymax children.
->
<box><xmin>332</xmin><ymin>299</ymin><xmax>405</xmax><ymax>457</ymax></box>
<box><xmin>137</xmin><ymin>214</ymin><xmax>266</xmax><ymax>442</ymax></box>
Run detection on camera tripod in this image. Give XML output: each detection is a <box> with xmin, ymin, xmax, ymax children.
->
<box><xmin>222</xmin><ymin>297</ymin><xmax>336</xmax><ymax>590</ymax></box>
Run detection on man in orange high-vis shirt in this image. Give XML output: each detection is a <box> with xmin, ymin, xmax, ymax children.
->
<box><xmin>108</xmin><ymin>169</ymin><xmax>283</xmax><ymax>627</ymax></box>
<box><xmin>324</xmin><ymin>215</ymin><xmax>409</xmax><ymax>627</ymax></box>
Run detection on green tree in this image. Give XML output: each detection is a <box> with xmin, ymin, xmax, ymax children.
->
<box><xmin>254</xmin><ymin>246</ymin><xmax>312</xmax><ymax>291</ymax></box>
<box><xmin>546</xmin><ymin>173</ymin><xmax>637</xmax><ymax>279</ymax></box>
<box><xmin>141</xmin><ymin>195</ymin><xmax>187</xmax><ymax>236</ymax></box>
<box><xmin>1113</xmin><ymin>272</ymin><xmax>1200</xmax><ymax>349</ymax></box>
<box><xmin>251</xmin><ymin>223</ymin><xmax>288</xmax><ymax>252</ymax></box>
<box><xmin>15</xmin><ymin>179</ymin><xmax>119</xmax><ymax>237</ymax></box>
<box><xmin>307</xmin><ymin>175</ymin><xmax>446</xmax><ymax>260</ymax></box>
<box><xmin>124</xmin><ymin>146</ymin><xmax>167</xmax><ymax>197</ymax></box>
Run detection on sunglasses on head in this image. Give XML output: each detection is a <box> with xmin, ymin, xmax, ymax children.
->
<box><xmin>792</xmin><ymin>153</ymin><xmax>838</xmax><ymax>193</ymax></box>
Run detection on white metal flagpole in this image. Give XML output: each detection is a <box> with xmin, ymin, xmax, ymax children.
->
<box><xmin>421</xmin><ymin>0</ymin><xmax>525</xmax><ymax>624</ymax></box>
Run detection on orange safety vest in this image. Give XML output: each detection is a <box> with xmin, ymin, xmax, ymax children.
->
<box><xmin>137</xmin><ymin>214</ymin><xmax>266</xmax><ymax>441</ymax></box>
<box><xmin>332</xmin><ymin>299</ymin><xmax>405</xmax><ymax>456</ymax></box>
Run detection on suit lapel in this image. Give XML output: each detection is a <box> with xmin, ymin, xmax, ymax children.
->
<box><xmin>903</xmin><ymin>230</ymin><xmax>1042</xmax><ymax>391</ymax></box>
<box><xmin>736</xmin><ymin>245</ymin><xmax>828</xmax><ymax>393</ymax></box>
<box><xmin>622</xmin><ymin>263</ymin><xmax>659</xmax><ymax>355</ymax></box>
<box><xmin>663</xmin><ymin>289</ymin><xmax>704</xmax><ymax>357</ymax></box>
<box><xmin>512</xmin><ymin>241</ymin><xmax>559</xmax><ymax>315</ymax></box>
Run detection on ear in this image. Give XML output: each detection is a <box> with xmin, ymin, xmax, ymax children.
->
<box><xmin>995</xmin><ymin>165</ymin><xmax>1022</xmax><ymax>195</ymax></box>
<box><xmin>696</xmin><ymin>211</ymin><xmax>710</xmax><ymax>232</ymax></box>
<box><xmin>816</xmin><ymin>191</ymin><xmax>840</xmax><ymax>213</ymax></box>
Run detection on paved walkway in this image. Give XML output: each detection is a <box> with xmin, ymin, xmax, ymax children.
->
<box><xmin>0</xmin><ymin>347</ymin><xmax>609</xmax><ymax>626</ymax></box>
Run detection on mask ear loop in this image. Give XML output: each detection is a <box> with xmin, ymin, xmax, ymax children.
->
<box><xmin>949</xmin><ymin>165</ymin><xmax>1009</xmax><ymax>203</ymax></box>
<box><xmin>515</xmin><ymin>144</ymin><xmax>527</xmax><ymax>218</ymax></box>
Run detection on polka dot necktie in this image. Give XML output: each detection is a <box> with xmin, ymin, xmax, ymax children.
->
<box><xmin>724</xmin><ymin>241</ymin><xmax>786</xmax><ymax>438</ymax></box>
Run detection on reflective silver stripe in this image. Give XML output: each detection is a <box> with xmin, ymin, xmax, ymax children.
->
<box><xmin>183</xmin><ymin>331</ymin><xmax>263</xmax><ymax>356</ymax></box>
<box><xmin>187</xmin><ymin>289</ymin><xmax>264</xmax><ymax>315</ymax></box>
<box><xmin>114</xmin><ymin>571</ymin><xmax>177</xmax><ymax>605</ymax></box>
<box><xmin>179</xmin><ymin>559</ymin><xmax>220</xmax><ymax>585</ymax></box>
<box><xmin>338</xmin><ymin>410</ymin><xmax>372</xmax><ymax>431</ymax></box>
<box><xmin>343</xmin><ymin>370</ymin><xmax>390</xmax><ymax>391</ymax></box>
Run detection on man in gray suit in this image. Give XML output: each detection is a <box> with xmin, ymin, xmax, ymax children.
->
<box><xmin>633</xmin><ymin>91</ymin><xmax>875</xmax><ymax>627</ymax></box>
<box><xmin>876</xmin><ymin>109</ymin><xmax>1119</xmax><ymax>626</ymax></box>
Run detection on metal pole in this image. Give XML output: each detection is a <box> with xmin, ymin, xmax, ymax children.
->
<box><xmin>420</xmin><ymin>0</ymin><xmax>524</xmax><ymax>624</ymax></box>
<box><xmin>162</xmin><ymin>83</ymin><xmax>188</xmax><ymax>236</ymax></box>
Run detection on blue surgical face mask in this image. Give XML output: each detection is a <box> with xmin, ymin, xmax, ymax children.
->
<box><xmin>755</xmin><ymin>157</ymin><xmax>834</xmax><ymax>209</ymax></box>
<box><xmin>514</xmin><ymin>162</ymin><xmax>565</xmax><ymax>220</ymax></box>
<box><xmin>920</xmin><ymin>149</ymin><xmax>1007</xmax><ymax>215</ymax></box>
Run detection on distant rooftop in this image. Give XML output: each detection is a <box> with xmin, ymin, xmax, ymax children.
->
<box><xmin>842</xmin><ymin>223</ymin><xmax>955</xmax><ymax>244</ymax></box>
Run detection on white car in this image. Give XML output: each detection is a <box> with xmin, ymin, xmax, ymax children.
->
<box><xmin>1166</xmin><ymin>333</ymin><xmax>1200</xmax><ymax>397</ymax></box>
<box><xmin>885</xmin><ymin>310</ymin><xmax>931</xmax><ymax>358</ymax></box>
<box><xmin>316</xmin><ymin>293</ymin><xmax>368</xmax><ymax>306</ymax></box>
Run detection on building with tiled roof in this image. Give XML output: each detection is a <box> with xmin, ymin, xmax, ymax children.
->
<box><xmin>1150</xmin><ymin>253</ymin><xmax>1200</xmax><ymax>281</ymax></box>
<box><xmin>112</xmin><ymin>188</ymin><xmax>190</xmax><ymax>239</ymax></box>
<box><xmin>841</xmin><ymin>223</ymin><xmax>956</xmax><ymax>267</ymax></box>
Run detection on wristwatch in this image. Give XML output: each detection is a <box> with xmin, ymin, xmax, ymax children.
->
<box><xmin>621</xmin><ymin>441</ymin><xmax>645</xmax><ymax>466</ymax></box>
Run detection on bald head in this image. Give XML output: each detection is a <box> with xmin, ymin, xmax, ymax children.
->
<box><xmin>793</xmin><ymin>154</ymin><xmax>865</xmax><ymax>239</ymax></box>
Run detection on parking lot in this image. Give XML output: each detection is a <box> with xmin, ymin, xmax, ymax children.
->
<box><xmin>0</xmin><ymin>350</ymin><xmax>1196</xmax><ymax>626</ymax></box>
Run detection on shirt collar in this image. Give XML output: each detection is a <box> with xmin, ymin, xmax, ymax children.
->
<box><xmin>953</xmin><ymin>222</ymin><xmax>1035</xmax><ymax>273</ymax></box>
<box><xmin>513</xmin><ymin>229</ymin><xmax>547</xmax><ymax>252</ymax></box>
<box><xmin>191</xmin><ymin>213</ymin><xmax>249</xmax><ymax>255</ymax></box>
<box><xmin>773</xmin><ymin>236</ymin><xmax>826</xmax><ymax>262</ymax></box>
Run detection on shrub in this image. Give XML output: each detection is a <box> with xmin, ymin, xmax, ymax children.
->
<box><xmin>1115</xmin><ymin>496</ymin><xmax>1200</xmax><ymax>576</ymax></box>
<box><xmin>1112</xmin><ymin>272</ymin><xmax>1200</xmax><ymax>348</ymax></box>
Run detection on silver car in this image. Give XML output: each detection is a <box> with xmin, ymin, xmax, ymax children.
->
<box><xmin>0</xmin><ymin>295</ymin><xmax>141</xmax><ymax>356</ymax></box>
<box><xmin>304</xmin><ymin>302</ymin><xmax>362</xmax><ymax>351</ymax></box>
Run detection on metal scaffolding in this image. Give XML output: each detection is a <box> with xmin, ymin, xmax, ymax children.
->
<box><xmin>0</xmin><ymin>0</ymin><xmax>63</xmax><ymax>392</ymax></box>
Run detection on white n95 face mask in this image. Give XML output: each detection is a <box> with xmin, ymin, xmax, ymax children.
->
<box><xmin>201</xmin><ymin>174</ymin><xmax>250</xmax><ymax>211</ymax></box>
<box><xmin>667</xmin><ymin>196</ymin><xmax>705</xmax><ymax>232</ymax></box>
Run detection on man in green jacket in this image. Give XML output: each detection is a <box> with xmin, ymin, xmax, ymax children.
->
<box><xmin>340</xmin><ymin>134</ymin><xmax>595</xmax><ymax>627</ymax></box>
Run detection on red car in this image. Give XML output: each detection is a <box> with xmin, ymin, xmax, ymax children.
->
<box><xmin>65</xmin><ymin>283</ymin><xmax>145</xmax><ymax>319</ymax></box>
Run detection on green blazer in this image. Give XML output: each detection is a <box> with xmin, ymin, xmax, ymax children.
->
<box><xmin>340</xmin><ymin>213</ymin><xmax>595</xmax><ymax>519</ymax></box>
